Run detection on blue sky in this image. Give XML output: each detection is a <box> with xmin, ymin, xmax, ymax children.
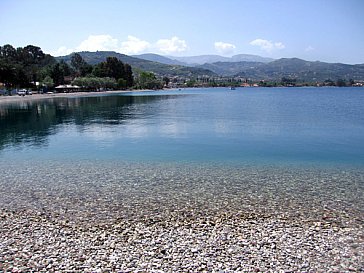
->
<box><xmin>1</xmin><ymin>0</ymin><xmax>364</xmax><ymax>64</ymax></box>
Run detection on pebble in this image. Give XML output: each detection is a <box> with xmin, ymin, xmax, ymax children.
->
<box><xmin>0</xmin><ymin>161</ymin><xmax>363</xmax><ymax>272</ymax></box>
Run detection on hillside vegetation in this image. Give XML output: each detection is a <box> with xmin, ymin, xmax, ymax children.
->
<box><xmin>58</xmin><ymin>51</ymin><xmax>216</xmax><ymax>77</ymax></box>
<box><xmin>2</xmin><ymin>43</ymin><xmax>364</xmax><ymax>91</ymax></box>
<box><xmin>60</xmin><ymin>52</ymin><xmax>364</xmax><ymax>83</ymax></box>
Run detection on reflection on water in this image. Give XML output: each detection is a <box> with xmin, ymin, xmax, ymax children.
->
<box><xmin>1</xmin><ymin>88</ymin><xmax>364</xmax><ymax>166</ymax></box>
<box><xmin>0</xmin><ymin>94</ymin><xmax>177</xmax><ymax>150</ymax></box>
<box><xmin>1</xmin><ymin>89</ymin><xmax>363</xmax><ymax>272</ymax></box>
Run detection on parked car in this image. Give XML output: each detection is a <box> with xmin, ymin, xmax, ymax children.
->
<box><xmin>26</xmin><ymin>90</ymin><xmax>32</xmax><ymax>95</ymax></box>
<box><xmin>17</xmin><ymin>89</ymin><xmax>27</xmax><ymax>96</ymax></box>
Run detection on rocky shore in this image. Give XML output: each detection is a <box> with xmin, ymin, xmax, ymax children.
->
<box><xmin>0</xmin><ymin>161</ymin><xmax>363</xmax><ymax>272</ymax></box>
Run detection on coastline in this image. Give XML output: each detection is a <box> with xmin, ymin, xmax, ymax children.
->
<box><xmin>0</xmin><ymin>90</ymin><xmax>152</xmax><ymax>105</ymax></box>
<box><xmin>1</xmin><ymin>86</ymin><xmax>362</xmax><ymax>105</ymax></box>
<box><xmin>0</xmin><ymin>91</ymin><xmax>132</xmax><ymax>104</ymax></box>
<box><xmin>1</xmin><ymin>88</ymin><xmax>363</xmax><ymax>272</ymax></box>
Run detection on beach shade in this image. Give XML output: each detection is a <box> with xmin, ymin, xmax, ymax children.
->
<box><xmin>55</xmin><ymin>85</ymin><xmax>81</xmax><ymax>92</ymax></box>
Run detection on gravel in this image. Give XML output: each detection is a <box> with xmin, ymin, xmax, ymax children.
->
<box><xmin>0</xmin><ymin>161</ymin><xmax>363</xmax><ymax>272</ymax></box>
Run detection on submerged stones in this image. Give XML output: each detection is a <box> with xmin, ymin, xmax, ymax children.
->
<box><xmin>0</xmin><ymin>161</ymin><xmax>363</xmax><ymax>272</ymax></box>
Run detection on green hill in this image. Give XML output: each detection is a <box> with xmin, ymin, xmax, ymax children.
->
<box><xmin>197</xmin><ymin>61</ymin><xmax>264</xmax><ymax>76</ymax></box>
<box><xmin>57</xmin><ymin>52</ymin><xmax>364</xmax><ymax>82</ymax></box>
<box><xmin>198</xmin><ymin>58</ymin><xmax>364</xmax><ymax>82</ymax></box>
<box><xmin>238</xmin><ymin>58</ymin><xmax>364</xmax><ymax>82</ymax></box>
<box><xmin>132</xmin><ymin>53</ymin><xmax>187</xmax><ymax>66</ymax></box>
<box><xmin>57</xmin><ymin>51</ymin><xmax>216</xmax><ymax>77</ymax></box>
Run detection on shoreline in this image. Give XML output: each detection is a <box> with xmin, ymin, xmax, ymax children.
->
<box><xmin>1</xmin><ymin>88</ymin><xmax>363</xmax><ymax>272</ymax></box>
<box><xmin>0</xmin><ymin>88</ymin><xmax>174</xmax><ymax>105</ymax></box>
<box><xmin>0</xmin><ymin>90</ymin><xmax>140</xmax><ymax>105</ymax></box>
<box><xmin>0</xmin><ymin>162</ymin><xmax>363</xmax><ymax>272</ymax></box>
<box><xmin>1</xmin><ymin>86</ymin><xmax>362</xmax><ymax>105</ymax></box>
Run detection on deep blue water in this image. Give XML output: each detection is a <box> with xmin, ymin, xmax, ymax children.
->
<box><xmin>1</xmin><ymin>87</ymin><xmax>364</xmax><ymax>167</ymax></box>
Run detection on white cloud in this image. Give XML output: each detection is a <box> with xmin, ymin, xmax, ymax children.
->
<box><xmin>75</xmin><ymin>34</ymin><xmax>119</xmax><ymax>52</ymax></box>
<box><xmin>155</xmin><ymin>36</ymin><xmax>188</xmax><ymax>54</ymax></box>
<box><xmin>305</xmin><ymin>45</ymin><xmax>315</xmax><ymax>52</ymax></box>
<box><xmin>51</xmin><ymin>46</ymin><xmax>74</xmax><ymax>56</ymax></box>
<box><xmin>214</xmin><ymin>41</ymin><xmax>236</xmax><ymax>55</ymax></box>
<box><xmin>250</xmin><ymin>38</ymin><xmax>285</xmax><ymax>52</ymax></box>
<box><xmin>274</xmin><ymin>42</ymin><xmax>285</xmax><ymax>50</ymax></box>
<box><xmin>120</xmin><ymin>35</ymin><xmax>151</xmax><ymax>55</ymax></box>
<box><xmin>49</xmin><ymin>34</ymin><xmax>189</xmax><ymax>56</ymax></box>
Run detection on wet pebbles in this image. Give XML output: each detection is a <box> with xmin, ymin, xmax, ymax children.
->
<box><xmin>0</xmin><ymin>161</ymin><xmax>363</xmax><ymax>272</ymax></box>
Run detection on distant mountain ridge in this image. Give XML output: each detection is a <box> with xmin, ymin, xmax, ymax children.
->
<box><xmin>131</xmin><ymin>53</ymin><xmax>187</xmax><ymax>66</ymax></box>
<box><xmin>197</xmin><ymin>61</ymin><xmax>263</xmax><ymax>76</ymax></box>
<box><xmin>57</xmin><ymin>51</ymin><xmax>216</xmax><ymax>77</ymax></box>
<box><xmin>57</xmin><ymin>51</ymin><xmax>364</xmax><ymax>82</ymax></box>
<box><xmin>169</xmin><ymin>54</ymin><xmax>274</xmax><ymax>65</ymax></box>
<box><xmin>234</xmin><ymin>58</ymin><xmax>364</xmax><ymax>82</ymax></box>
<box><xmin>132</xmin><ymin>53</ymin><xmax>274</xmax><ymax>66</ymax></box>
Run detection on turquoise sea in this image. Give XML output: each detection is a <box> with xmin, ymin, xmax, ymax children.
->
<box><xmin>1</xmin><ymin>87</ymin><xmax>364</xmax><ymax>167</ymax></box>
<box><xmin>0</xmin><ymin>87</ymin><xmax>363</xmax><ymax>223</ymax></box>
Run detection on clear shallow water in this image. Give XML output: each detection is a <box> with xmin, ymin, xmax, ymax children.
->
<box><xmin>1</xmin><ymin>87</ymin><xmax>364</xmax><ymax>167</ymax></box>
<box><xmin>1</xmin><ymin>160</ymin><xmax>363</xmax><ymax>223</ymax></box>
<box><xmin>0</xmin><ymin>87</ymin><xmax>363</xmax><ymax>222</ymax></box>
<box><xmin>1</xmin><ymin>88</ymin><xmax>363</xmax><ymax>273</ymax></box>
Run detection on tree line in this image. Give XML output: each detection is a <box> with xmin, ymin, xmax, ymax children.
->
<box><xmin>0</xmin><ymin>44</ymin><xmax>135</xmax><ymax>91</ymax></box>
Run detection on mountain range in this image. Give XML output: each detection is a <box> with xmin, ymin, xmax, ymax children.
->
<box><xmin>58</xmin><ymin>51</ymin><xmax>364</xmax><ymax>82</ymax></box>
<box><xmin>196</xmin><ymin>58</ymin><xmax>364</xmax><ymax>81</ymax></box>
<box><xmin>243</xmin><ymin>58</ymin><xmax>364</xmax><ymax>82</ymax></box>
<box><xmin>58</xmin><ymin>51</ymin><xmax>216</xmax><ymax>77</ymax></box>
<box><xmin>132</xmin><ymin>53</ymin><xmax>274</xmax><ymax>66</ymax></box>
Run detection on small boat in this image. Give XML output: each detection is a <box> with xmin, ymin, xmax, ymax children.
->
<box><xmin>229</xmin><ymin>86</ymin><xmax>236</xmax><ymax>90</ymax></box>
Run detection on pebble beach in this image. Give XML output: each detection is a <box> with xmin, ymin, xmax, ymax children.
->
<box><xmin>0</xmin><ymin>161</ymin><xmax>363</xmax><ymax>272</ymax></box>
